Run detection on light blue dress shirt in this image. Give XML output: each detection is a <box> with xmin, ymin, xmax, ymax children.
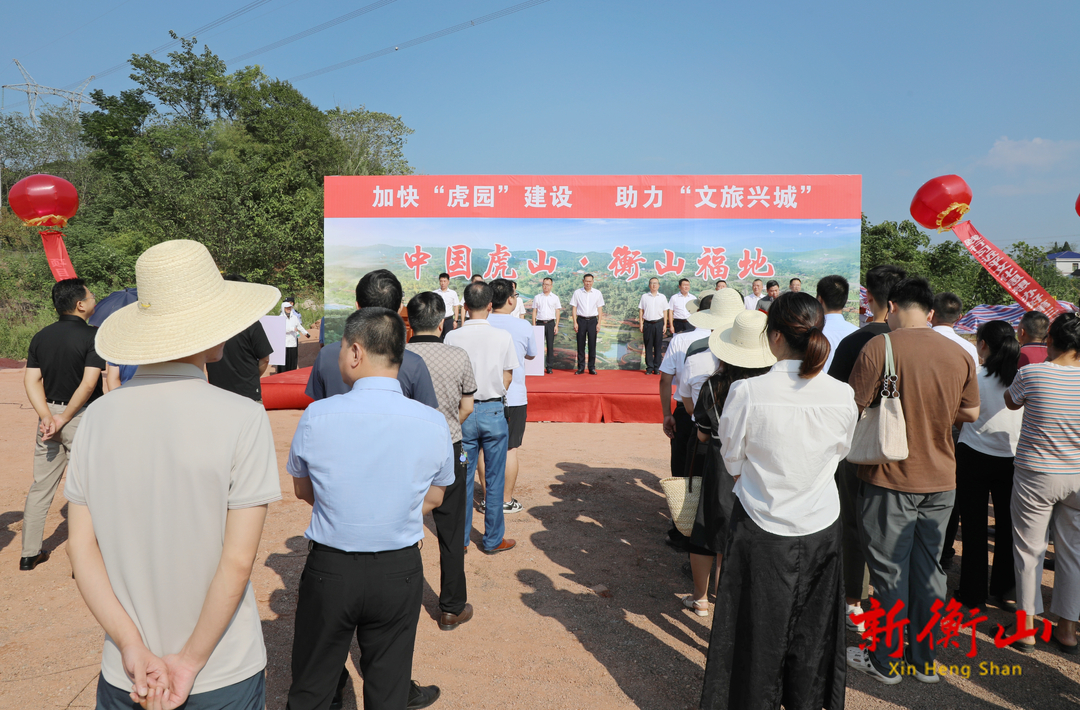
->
<box><xmin>488</xmin><ymin>313</ymin><xmax>537</xmax><ymax>407</ymax></box>
<box><xmin>287</xmin><ymin>376</ymin><xmax>455</xmax><ymax>551</ymax></box>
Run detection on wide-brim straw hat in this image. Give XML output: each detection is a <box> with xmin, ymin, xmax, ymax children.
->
<box><xmin>96</xmin><ymin>240</ymin><xmax>280</xmax><ymax>365</ymax></box>
<box><xmin>688</xmin><ymin>288</ymin><xmax>744</xmax><ymax>330</ymax></box>
<box><xmin>684</xmin><ymin>288</ymin><xmax>715</xmax><ymax>314</ymax></box>
<box><xmin>709</xmin><ymin>310</ymin><xmax>777</xmax><ymax>369</ymax></box>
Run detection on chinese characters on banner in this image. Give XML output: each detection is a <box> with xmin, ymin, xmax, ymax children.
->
<box><xmin>951</xmin><ymin>221</ymin><xmax>1063</xmax><ymax>319</ymax></box>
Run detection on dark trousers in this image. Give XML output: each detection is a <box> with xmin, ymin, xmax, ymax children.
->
<box><xmin>835</xmin><ymin>458</ymin><xmax>869</xmax><ymax>601</ymax></box>
<box><xmin>537</xmin><ymin>319</ymin><xmax>556</xmax><ymax>369</ymax></box>
<box><xmin>673</xmin><ymin>318</ymin><xmax>690</xmax><ymax>333</ymax></box>
<box><xmin>98</xmin><ymin>671</ymin><xmax>265</xmax><ymax>710</ymax></box>
<box><xmin>283</xmin><ymin>345</ymin><xmax>299</xmax><ymax>372</ymax></box>
<box><xmin>642</xmin><ymin>319</ymin><xmax>664</xmax><ymax>370</ymax></box>
<box><xmin>433</xmin><ymin>441</ymin><xmax>468</xmax><ymax>613</ymax></box>
<box><xmin>287</xmin><ymin>544</ymin><xmax>423</xmax><ymax>710</ymax></box>
<box><xmin>441</xmin><ymin>316</ymin><xmax>455</xmax><ymax>341</ymax></box>
<box><xmin>955</xmin><ymin>443</ymin><xmax>1016</xmax><ymax>605</ymax></box>
<box><xmin>671</xmin><ymin>402</ymin><xmax>693</xmax><ymax>479</ymax></box>
<box><xmin>576</xmin><ymin>315</ymin><xmax>598</xmax><ymax>370</ymax></box>
<box><xmin>942</xmin><ymin>425</ymin><xmax>962</xmax><ymax>561</ymax></box>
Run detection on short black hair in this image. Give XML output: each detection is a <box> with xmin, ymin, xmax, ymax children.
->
<box><xmin>766</xmin><ymin>280</ymin><xmax>779</xmax><ymax>290</ymax></box>
<box><xmin>355</xmin><ymin>269</ymin><xmax>402</xmax><ymax>311</ymax></box>
<box><xmin>464</xmin><ymin>282</ymin><xmax>493</xmax><ymax>310</ymax></box>
<box><xmin>716</xmin><ymin>279</ymin><xmax>726</xmax><ymax>286</ymax></box>
<box><xmin>752</xmin><ymin>278</ymin><xmax>763</xmax><ymax>284</ymax></box>
<box><xmin>888</xmin><ymin>277</ymin><xmax>934</xmax><ymax>314</ymax></box>
<box><xmin>489</xmin><ymin>278</ymin><xmax>514</xmax><ymax>310</ymax></box>
<box><xmin>648</xmin><ymin>277</ymin><xmax>659</xmax><ymax>284</ymax></box>
<box><xmin>342</xmin><ymin>307</ymin><xmax>404</xmax><ymax>366</ymax></box>
<box><xmin>678</xmin><ymin>278</ymin><xmax>689</xmax><ymax>286</ymax></box>
<box><xmin>933</xmin><ymin>292</ymin><xmax>964</xmax><ymax>324</ymax></box>
<box><xmin>471</xmin><ymin>274</ymin><xmax>484</xmax><ymax>282</ymax></box>
<box><xmin>406</xmin><ymin>292</ymin><xmax>446</xmax><ymax>332</ymax></box>
<box><xmin>52</xmin><ymin>278</ymin><xmax>88</xmax><ymax>315</ymax></box>
<box><xmin>865</xmin><ymin>265</ymin><xmax>906</xmax><ymax>309</ymax></box>
<box><xmin>583</xmin><ymin>273</ymin><xmax>594</xmax><ymax>280</ymax></box>
<box><xmin>223</xmin><ymin>273</ymin><xmax>248</xmax><ymax>283</ymax></box>
<box><xmin>816</xmin><ymin>275</ymin><xmax>849</xmax><ymax>311</ymax></box>
<box><xmin>438</xmin><ymin>272</ymin><xmax>450</xmax><ymax>280</ymax></box>
<box><xmin>1048</xmin><ymin>312</ymin><xmax>1080</xmax><ymax>354</ymax></box>
<box><xmin>542</xmin><ymin>277</ymin><xmax>553</xmax><ymax>284</ymax></box>
<box><xmin>789</xmin><ymin>278</ymin><xmax>801</xmax><ymax>286</ymax></box>
<box><xmin>1018</xmin><ymin>311</ymin><xmax>1050</xmax><ymax>342</ymax></box>
<box><xmin>698</xmin><ymin>294</ymin><xmax>714</xmax><ymax>310</ymax></box>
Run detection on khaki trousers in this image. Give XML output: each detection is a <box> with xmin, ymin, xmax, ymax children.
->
<box><xmin>21</xmin><ymin>403</ymin><xmax>84</xmax><ymax>558</ymax></box>
<box><xmin>1011</xmin><ymin>466</ymin><xmax>1080</xmax><ymax>618</ymax></box>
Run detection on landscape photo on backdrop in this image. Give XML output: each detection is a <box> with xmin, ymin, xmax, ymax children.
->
<box><xmin>324</xmin><ymin>175</ymin><xmax>862</xmax><ymax>370</ymax></box>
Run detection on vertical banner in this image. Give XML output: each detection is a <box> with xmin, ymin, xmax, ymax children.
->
<box><xmin>39</xmin><ymin>230</ymin><xmax>78</xmax><ymax>281</ymax></box>
<box><xmin>951</xmin><ymin>221</ymin><xmax>1063</xmax><ymax>319</ymax></box>
<box><xmin>324</xmin><ymin>175</ymin><xmax>862</xmax><ymax>370</ymax></box>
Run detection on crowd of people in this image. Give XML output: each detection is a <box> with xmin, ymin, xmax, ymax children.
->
<box><xmin>14</xmin><ymin>238</ymin><xmax>1080</xmax><ymax>710</ymax></box>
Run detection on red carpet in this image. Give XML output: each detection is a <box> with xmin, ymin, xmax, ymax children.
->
<box><xmin>262</xmin><ymin>367</ymin><xmax>672</xmax><ymax>424</ymax></box>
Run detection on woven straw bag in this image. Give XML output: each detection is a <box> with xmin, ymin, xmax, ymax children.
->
<box><xmin>848</xmin><ymin>333</ymin><xmax>909</xmax><ymax>465</ymax></box>
<box><xmin>660</xmin><ymin>475</ymin><xmax>702</xmax><ymax>537</ymax></box>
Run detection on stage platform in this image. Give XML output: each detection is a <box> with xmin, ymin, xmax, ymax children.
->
<box><xmin>261</xmin><ymin>367</ymin><xmax>671</xmax><ymax>424</ymax></box>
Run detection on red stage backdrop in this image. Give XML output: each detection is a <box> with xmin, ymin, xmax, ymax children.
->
<box><xmin>952</xmin><ymin>221</ymin><xmax>1063</xmax><ymax>319</ymax></box>
<box><xmin>324</xmin><ymin>175</ymin><xmax>862</xmax><ymax>370</ymax></box>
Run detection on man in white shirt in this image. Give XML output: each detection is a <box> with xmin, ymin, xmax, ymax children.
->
<box><xmin>659</xmin><ymin>296</ymin><xmax>714</xmax><ymax>476</ymax></box>
<box><xmin>816</xmin><ymin>274</ymin><xmax>859</xmax><ymax>373</ymax></box>
<box><xmin>532</xmin><ymin>277</ymin><xmax>562</xmax><ymax>374</ymax></box>
<box><xmin>488</xmin><ymin>279</ymin><xmax>537</xmax><ymax>515</ymax></box>
<box><xmin>668</xmin><ymin>279</ymin><xmax>697</xmax><ymax>333</ymax></box>
<box><xmin>931</xmin><ymin>292</ymin><xmax>978</xmax><ymax>364</ymax></box>
<box><xmin>432</xmin><ymin>272</ymin><xmax>461</xmax><ymax>340</ymax></box>
<box><xmin>678</xmin><ymin>289</ymin><xmax>744</xmax><ymax>411</ymax></box>
<box><xmin>509</xmin><ymin>280</ymin><xmax>526</xmax><ymax>319</ymax></box>
<box><xmin>639</xmin><ymin>277</ymin><xmax>670</xmax><ymax>374</ymax></box>
<box><xmin>789</xmin><ymin>277</ymin><xmax>802</xmax><ymax>293</ymax></box>
<box><xmin>714</xmin><ymin>280</ymin><xmax>727</xmax><ymax>290</ymax></box>
<box><xmin>744</xmin><ymin>279</ymin><xmax>764</xmax><ymax>311</ymax></box>
<box><xmin>570</xmin><ymin>274</ymin><xmax>604</xmax><ymax>375</ymax></box>
<box><xmin>445</xmin><ymin>282</ymin><xmax>520</xmax><ymax>554</ymax></box>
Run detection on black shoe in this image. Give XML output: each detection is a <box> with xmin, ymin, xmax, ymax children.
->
<box><xmin>407</xmin><ymin>680</ymin><xmax>441</xmax><ymax>709</ymax></box>
<box><xmin>19</xmin><ymin>550</ymin><xmax>49</xmax><ymax>571</ymax></box>
<box><xmin>545</xmin><ymin>368</ymin><xmax>552</xmax><ymax>374</ymax></box>
<box><xmin>575</xmin><ymin>369</ymin><xmax>584</xmax><ymax>375</ymax></box>
<box><xmin>1045</xmin><ymin>557</ymin><xmax>1056</xmax><ymax>572</ymax></box>
<box><xmin>588</xmin><ymin>369</ymin><xmax>597</xmax><ymax>375</ymax></box>
<box><xmin>330</xmin><ymin>667</ymin><xmax>350</xmax><ymax>709</ymax></box>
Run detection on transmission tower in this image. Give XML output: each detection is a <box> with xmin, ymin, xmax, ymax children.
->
<box><xmin>1</xmin><ymin>60</ymin><xmax>95</xmax><ymax>124</ymax></box>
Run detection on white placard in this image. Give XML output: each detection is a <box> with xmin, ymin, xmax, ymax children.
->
<box><xmin>259</xmin><ymin>315</ymin><xmax>287</xmax><ymax>366</ymax></box>
<box><xmin>525</xmin><ymin>325</ymin><xmax>545</xmax><ymax>376</ymax></box>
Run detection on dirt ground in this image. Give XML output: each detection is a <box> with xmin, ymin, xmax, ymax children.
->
<box><xmin>1</xmin><ymin>366</ymin><xmax>1078</xmax><ymax>709</ymax></box>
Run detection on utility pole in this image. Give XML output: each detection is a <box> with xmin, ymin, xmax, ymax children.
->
<box><xmin>1</xmin><ymin>60</ymin><xmax>94</xmax><ymax>125</ymax></box>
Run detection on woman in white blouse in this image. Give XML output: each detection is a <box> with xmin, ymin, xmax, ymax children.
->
<box><xmin>700</xmin><ymin>291</ymin><xmax>857</xmax><ymax>710</ymax></box>
<box><xmin>281</xmin><ymin>298</ymin><xmax>310</xmax><ymax>372</ymax></box>
<box><xmin>954</xmin><ymin>320</ymin><xmax>1023</xmax><ymax>610</ymax></box>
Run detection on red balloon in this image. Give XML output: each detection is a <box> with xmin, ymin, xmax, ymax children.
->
<box><xmin>1075</xmin><ymin>192</ymin><xmax>1080</xmax><ymax>218</ymax></box>
<box><xmin>7</xmin><ymin>174</ymin><xmax>80</xmax><ymax>228</ymax></box>
<box><xmin>910</xmin><ymin>174</ymin><xmax>972</xmax><ymax>232</ymax></box>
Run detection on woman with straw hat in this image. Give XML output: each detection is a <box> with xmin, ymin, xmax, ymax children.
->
<box><xmin>700</xmin><ymin>291</ymin><xmax>857</xmax><ymax>710</ymax></box>
<box><xmin>679</xmin><ymin>306</ymin><xmax>775</xmax><ymax>618</ymax></box>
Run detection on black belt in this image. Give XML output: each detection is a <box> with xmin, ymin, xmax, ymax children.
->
<box><xmin>309</xmin><ymin>540</ymin><xmax>418</xmax><ymax>555</ymax></box>
<box><xmin>476</xmin><ymin>397</ymin><xmax>503</xmax><ymax>403</ymax></box>
<box><xmin>644</xmin><ymin>318</ymin><xmax>664</xmax><ymax>323</ymax></box>
<box><xmin>46</xmin><ymin>399</ymin><xmax>69</xmax><ymax>406</ymax></box>
<box><xmin>536</xmin><ymin>319</ymin><xmax>555</xmax><ymax>324</ymax></box>
<box><xmin>577</xmin><ymin>315</ymin><xmax>598</xmax><ymax>320</ymax></box>
<box><xmin>673</xmin><ymin>317</ymin><xmax>688</xmax><ymax>322</ymax></box>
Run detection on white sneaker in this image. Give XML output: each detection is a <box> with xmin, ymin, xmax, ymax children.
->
<box><xmin>503</xmin><ymin>498</ymin><xmax>523</xmax><ymax>514</ymax></box>
<box><xmin>847</xmin><ymin>647</ymin><xmax>901</xmax><ymax>685</ymax></box>
<box><xmin>906</xmin><ymin>659</ymin><xmax>940</xmax><ymax>684</ymax></box>
<box><xmin>846</xmin><ymin>604</ymin><xmax>866</xmax><ymax>633</ymax></box>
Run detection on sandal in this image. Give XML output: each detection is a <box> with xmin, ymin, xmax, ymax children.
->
<box><xmin>1050</xmin><ymin>633</ymin><xmax>1079</xmax><ymax>655</ymax></box>
<box><xmin>682</xmin><ymin>595</ymin><xmax>709</xmax><ymax>617</ymax></box>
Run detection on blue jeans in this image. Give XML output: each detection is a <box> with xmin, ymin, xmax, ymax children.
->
<box><xmin>462</xmin><ymin>401</ymin><xmax>508</xmax><ymax>550</ymax></box>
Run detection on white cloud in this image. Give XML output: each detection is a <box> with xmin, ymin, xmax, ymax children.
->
<box><xmin>980</xmin><ymin>137</ymin><xmax>1080</xmax><ymax>171</ymax></box>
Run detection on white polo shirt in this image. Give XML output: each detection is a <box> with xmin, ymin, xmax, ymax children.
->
<box><xmin>932</xmin><ymin>325</ymin><xmax>978</xmax><ymax>365</ymax></box>
<box><xmin>444</xmin><ymin>319</ymin><xmax>520</xmax><ymax>401</ymax></box>
<box><xmin>533</xmin><ymin>292</ymin><xmax>562</xmax><ymax>321</ymax></box>
<box><xmin>669</xmin><ymin>292</ymin><xmax>696</xmax><ymax>320</ymax></box>
<box><xmin>639</xmin><ymin>292</ymin><xmax>670</xmax><ymax>321</ymax></box>
<box><xmin>659</xmin><ymin>327</ymin><xmax>711</xmax><ymax>391</ymax></box>
<box><xmin>511</xmin><ymin>297</ymin><xmax>526</xmax><ymax>319</ymax></box>
<box><xmin>678</xmin><ymin>338</ymin><xmax>719</xmax><ymax>409</ymax></box>
<box><xmin>432</xmin><ymin>288</ymin><xmax>460</xmax><ymax>318</ymax></box>
<box><xmin>571</xmin><ymin>288</ymin><xmax>604</xmax><ymax>317</ymax></box>
<box><xmin>744</xmin><ymin>293</ymin><xmax>763</xmax><ymax>311</ymax></box>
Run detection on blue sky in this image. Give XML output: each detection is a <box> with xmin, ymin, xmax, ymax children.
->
<box><xmin>3</xmin><ymin>0</ymin><xmax>1079</xmax><ymax>247</ymax></box>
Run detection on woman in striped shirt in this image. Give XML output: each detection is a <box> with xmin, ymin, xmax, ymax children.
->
<box><xmin>1005</xmin><ymin>312</ymin><xmax>1080</xmax><ymax>653</ymax></box>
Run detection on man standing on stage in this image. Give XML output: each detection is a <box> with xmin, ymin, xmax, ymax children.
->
<box><xmin>639</xmin><ymin>277</ymin><xmax>669</xmax><ymax>375</ymax></box>
<box><xmin>668</xmin><ymin>278</ymin><xmax>696</xmax><ymax>333</ymax></box>
<box><xmin>571</xmin><ymin>274</ymin><xmax>604</xmax><ymax>375</ymax></box>
<box><xmin>532</xmin><ymin>277</ymin><xmax>561</xmax><ymax>374</ymax></box>
<box><xmin>20</xmin><ymin>278</ymin><xmax>104</xmax><ymax>572</ymax></box>
<box><xmin>432</xmin><ymin>272</ymin><xmax>461</xmax><ymax>340</ymax></box>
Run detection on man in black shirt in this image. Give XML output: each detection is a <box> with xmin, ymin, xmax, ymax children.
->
<box><xmin>207</xmin><ymin>275</ymin><xmax>275</xmax><ymax>401</ymax></box>
<box><xmin>21</xmin><ymin>278</ymin><xmax>106</xmax><ymax>571</ymax></box>
<box><xmin>826</xmin><ymin>264</ymin><xmax>905</xmax><ymax>626</ymax></box>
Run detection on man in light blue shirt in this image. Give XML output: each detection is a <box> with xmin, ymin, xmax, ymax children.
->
<box><xmin>817</xmin><ymin>274</ymin><xmax>858</xmax><ymax>373</ymax></box>
<box><xmin>286</xmin><ymin>308</ymin><xmax>453</xmax><ymax>710</ymax></box>
<box><xmin>488</xmin><ymin>278</ymin><xmax>537</xmax><ymax>515</ymax></box>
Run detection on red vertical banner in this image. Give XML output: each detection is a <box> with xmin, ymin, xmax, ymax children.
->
<box><xmin>951</xmin><ymin>221</ymin><xmax>1061</xmax><ymax>319</ymax></box>
<box><xmin>39</xmin><ymin>230</ymin><xmax>78</xmax><ymax>281</ymax></box>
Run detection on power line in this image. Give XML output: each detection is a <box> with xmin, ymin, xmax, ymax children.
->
<box><xmin>227</xmin><ymin>0</ymin><xmax>400</xmax><ymax>65</ymax></box>
<box><xmin>59</xmin><ymin>0</ymin><xmax>275</xmax><ymax>90</ymax></box>
<box><xmin>22</xmin><ymin>0</ymin><xmax>138</xmax><ymax>60</ymax></box>
<box><xmin>290</xmin><ymin>0</ymin><xmax>553</xmax><ymax>82</ymax></box>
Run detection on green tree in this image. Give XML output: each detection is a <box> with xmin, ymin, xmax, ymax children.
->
<box><xmin>327</xmin><ymin>106</ymin><xmax>414</xmax><ymax>176</ymax></box>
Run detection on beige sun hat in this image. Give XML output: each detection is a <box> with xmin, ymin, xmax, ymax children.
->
<box><xmin>96</xmin><ymin>240</ymin><xmax>280</xmax><ymax>365</ymax></box>
<box><xmin>684</xmin><ymin>288</ymin><xmax>715</xmax><ymax>314</ymax></box>
<box><xmin>709</xmin><ymin>310</ymin><xmax>777</xmax><ymax>369</ymax></box>
<box><xmin>688</xmin><ymin>287</ymin><xmax>744</xmax><ymax>330</ymax></box>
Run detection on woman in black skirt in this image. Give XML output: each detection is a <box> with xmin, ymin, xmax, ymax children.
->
<box><xmin>700</xmin><ymin>293</ymin><xmax>858</xmax><ymax>710</ymax></box>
